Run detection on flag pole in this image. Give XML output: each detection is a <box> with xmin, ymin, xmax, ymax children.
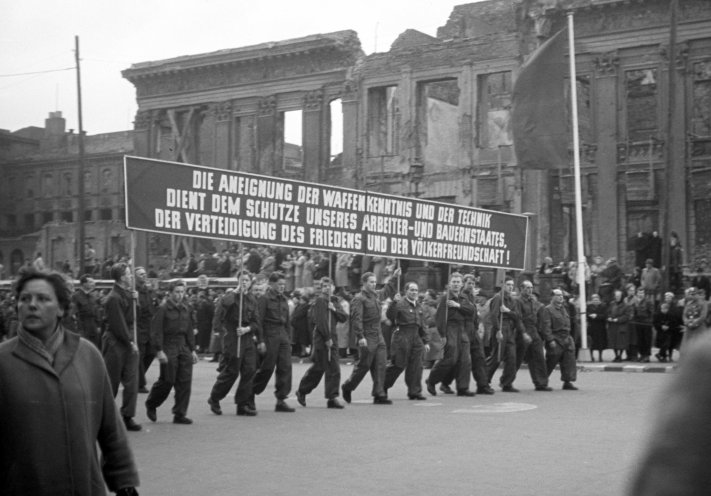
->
<box><xmin>567</xmin><ymin>12</ymin><xmax>589</xmax><ymax>360</ymax></box>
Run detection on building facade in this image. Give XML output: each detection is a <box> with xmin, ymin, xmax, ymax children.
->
<box><xmin>2</xmin><ymin>0</ymin><xmax>709</xmax><ymax>280</ymax></box>
<box><xmin>0</xmin><ymin>112</ymin><xmax>132</xmax><ymax>276</ymax></box>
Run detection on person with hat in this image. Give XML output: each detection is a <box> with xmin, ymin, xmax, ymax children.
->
<box><xmin>640</xmin><ymin>258</ymin><xmax>661</xmax><ymax>303</ymax></box>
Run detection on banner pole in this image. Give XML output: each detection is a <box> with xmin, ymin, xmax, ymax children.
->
<box><xmin>237</xmin><ymin>243</ymin><xmax>244</xmax><ymax>360</ymax></box>
<box><xmin>568</xmin><ymin>12</ymin><xmax>589</xmax><ymax>359</ymax></box>
<box><xmin>130</xmin><ymin>230</ymin><xmax>138</xmax><ymax>345</ymax></box>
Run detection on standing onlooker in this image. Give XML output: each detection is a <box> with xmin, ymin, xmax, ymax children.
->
<box><xmin>195</xmin><ymin>290</ymin><xmax>215</xmax><ymax>353</ymax></box>
<box><xmin>640</xmin><ymin>258</ymin><xmax>662</xmax><ymax>302</ymax></box>
<box><xmin>681</xmin><ymin>287</ymin><xmax>709</xmax><ymax>355</ymax></box>
<box><xmin>145</xmin><ymin>279</ymin><xmax>198</xmax><ymax>424</ymax></box>
<box><xmin>0</xmin><ymin>269</ymin><xmax>140</xmax><ymax>495</ymax></box>
<box><xmin>624</xmin><ymin>283</ymin><xmax>640</xmax><ymax>361</ymax></box>
<box><xmin>654</xmin><ymin>293</ymin><xmax>683</xmax><ymax>362</ymax></box>
<box><xmin>606</xmin><ymin>289</ymin><xmax>632</xmax><ymax>363</ymax></box>
<box><xmin>102</xmin><ymin>263</ymin><xmax>142</xmax><ymax>432</ymax></box>
<box><xmin>586</xmin><ymin>293</ymin><xmax>608</xmax><ymax>362</ymax></box>
<box><xmin>632</xmin><ymin>287</ymin><xmax>655</xmax><ymax>363</ymax></box>
<box><xmin>540</xmin><ymin>287</ymin><xmax>578</xmax><ymax>390</ymax></box>
<box><xmin>668</xmin><ymin>231</ymin><xmax>684</xmax><ymax>295</ymax></box>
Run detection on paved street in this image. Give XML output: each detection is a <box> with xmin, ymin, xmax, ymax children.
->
<box><xmin>127</xmin><ymin>359</ymin><xmax>671</xmax><ymax>496</ymax></box>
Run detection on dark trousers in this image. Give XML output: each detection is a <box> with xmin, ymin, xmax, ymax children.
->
<box><xmin>428</xmin><ymin>328</ymin><xmax>471</xmax><ymax>392</ymax></box>
<box><xmin>146</xmin><ymin>343</ymin><xmax>194</xmax><ymax>417</ymax></box>
<box><xmin>384</xmin><ymin>328</ymin><xmax>424</xmax><ymax>396</ymax></box>
<box><xmin>518</xmin><ymin>337</ymin><xmax>548</xmax><ymax>387</ymax></box>
<box><xmin>102</xmin><ymin>335</ymin><xmax>138</xmax><ymax>418</ymax></box>
<box><xmin>298</xmin><ymin>342</ymin><xmax>341</xmax><ymax>399</ymax></box>
<box><xmin>210</xmin><ymin>338</ymin><xmax>257</xmax><ymax>406</ymax></box>
<box><xmin>486</xmin><ymin>329</ymin><xmax>518</xmax><ymax>388</ymax></box>
<box><xmin>469</xmin><ymin>336</ymin><xmax>489</xmax><ymax>389</ymax></box>
<box><xmin>343</xmin><ymin>331</ymin><xmax>387</xmax><ymax>398</ymax></box>
<box><xmin>546</xmin><ymin>335</ymin><xmax>577</xmax><ymax>383</ymax></box>
<box><xmin>253</xmin><ymin>330</ymin><xmax>292</xmax><ymax>401</ymax></box>
<box><xmin>636</xmin><ymin>324</ymin><xmax>653</xmax><ymax>358</ymax></box>
<box><xmin>137</xmin><ymin>331</ymin><xmax>155</xmax><ymax>389</ymax></box>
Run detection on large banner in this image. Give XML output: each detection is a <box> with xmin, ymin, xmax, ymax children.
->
<box><xmin>124</xmin><ymin>156</ymin><xmax>528</xmax><ymax>270</ymax></box>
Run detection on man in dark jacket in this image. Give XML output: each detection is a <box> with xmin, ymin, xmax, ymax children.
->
<box><xmin>102</xmin><ymin>263</ymin><xmax>141</xmax><ymax>431</ymax></box>
<box><xmin>517</xmin><ymin>280</ymin><xmax>551</xmax><ymax>391</ymax></box>
<box><xmin>341</xmin><ymin>268</ymin><xmax>400</xmax><ymax>404</ymax></box>
<box><xmin>253</xmin><ymin>271</ymin><xmax>294</xmax><ymax>412</ymax></box>
<box><xmin>426</xmin><ymin>272</ymin><xmax>477</xmax><ymax>396</ymax></box>
<box><xmin>383</xmin><ymin>281</ymin><xmax>430</xmax><ymax>400</ymax></box>
<box><xmin>72</xmin><ymin>274</ymin><xmax>101</xmax><ymax>349</ymax></box>
<box><xmin>207</xmin><ymin>273</ymin><xmax>261</xmax><ymax>416</ymax></box>
<box><xmin>540</xmin><ymin>287</ymin><xmax>578</xmax><ymax>390</ymax></box>
<box><xmin>295</xmin><ymin>277</ymin><xmax>347</xmax><ymax>409</ymax></box>
<box><xmin>145</xmin><ymin>279</ymin><xmax>198</xmax><ymax>424</ymax></box>
<box><xmin>135</xmin><ymin>267</ymin><xmax>155</xmax><ymax>393</ymax></box>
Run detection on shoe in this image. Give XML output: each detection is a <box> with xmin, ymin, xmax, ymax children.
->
<box><xmin>327</xmin><ymin>398</ymin><xmax>345</xmax><ymax>409</ymax></box>
<box><xmin>408</xmin><ymin>394</ymin><xmax>427</xmax><ymax>400</ymax></box>
<box><xmin>426</xmin><ymin>378</ymin><xmax>437</xmax><ymax>396</ymax></box>
<box><xmin>138</xmin><ymin>386</ymin><xmax>149</xmax><ymax>394</ymax></box>
<box><xmin>439</xmin><ymin>385</ymin><xmax>455</xmax><ymax>395</ymax></box>
<box><xmin>562</xmin><ymin>382</ymin><xmax>579</xmax><ymax>391</ymax></box>
<box><xmin>373</xmin><ymin>396</ymin><xmax>393</xmax><ymax>405</ymax></box>
<box><xmin>123</xmin><ymin>416</ymin><xmax>142</xmax><ymax>431</ymax></box>
<box><xmin>237</xmin><ymin>404</ymin><xmax>257</xmax><ymax>416</ymax></box>
<box><xmin>612</xmin><ymin>356</ymin><xmax>622</xmax><ymax>363</ymax></box>
<box><xmin>341</xmin><ymin>385</ymin><xmax>352</xmax><ymax>404</ymax></box>
<box><xmin>535</xmin><ymin>385</ymin><xmax>553</xmax><ymax>392</ymax></box>
<box><xmin>476</xmin><ymin>386</ymin><xmax>495</xmax><ymax>395</ymax></box>
<box><xmin>207</xmin><ymin>397</ymin><xmax>222</xmax><ymax>415</ymax></box>
<box><xmin>640</xmin><ymin>356</ymin><xmax>650</xmax><ymax>363</ymax></box>
<box><xmin>457</xmin><ymin>390</ymin><xmax>475</xmax><ymax>397</ymax></box>
<box><xmin>275</xmin><ymin>400</ymin><xmax>295</xmax><ymax>412</ymax></box>
<box><xmin>146</xmin><ymin>405</ymin><xmax>157</xmax><ymax>422</ymax></box>
<box><xmin>295</xmin><ymin>391</ymin><xmax>306</xmax><ymax>407</ymax></box>
<box><xmin>502</xmin><ymin>386</ymin><xmax>520</xmax><ymax>393</ymax></box>
<box><xmin>173</xmin><ymin>415</ymin><xmax>193</xmax><ymax>424</ymax></box>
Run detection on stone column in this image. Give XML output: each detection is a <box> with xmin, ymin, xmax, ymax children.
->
<box><xmin>666</xmin><ymin>43</ymin><xmax>688</xmax><ymax>243</ymax></box>
<box><xmin>256</xmin><ymin>96</ymin><xmax>278</xmax><ymax>176</ymax></box>
<box><xmin>341</xmin><ymin>80</ymin><xmax>359</xmax><ymax>184</ymax></box>
<box><xmin>302</xmin><ymin>89</ymin><xmax>324</xmax><ymax>183</ymax></box>
<box><xmin>212</xmin><ymin>101</ymin><xmax>232</xmax><ymax>169</ymax></box>
<box><xmin>593</xmin><ymin>51</ymin><xmax>620</xmax><ymax>260</ymax></box>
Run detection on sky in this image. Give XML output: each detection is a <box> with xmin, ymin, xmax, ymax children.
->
<box><xmin>0</xmin><ymin>0</ymin><xmax>484</xmax><ymax>135</ymax></box>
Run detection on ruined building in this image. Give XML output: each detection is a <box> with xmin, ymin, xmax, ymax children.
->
<box><xmin>1</xmin><ymin>0</ymin><xmax>710</xmax><ymax>278</ymax></box>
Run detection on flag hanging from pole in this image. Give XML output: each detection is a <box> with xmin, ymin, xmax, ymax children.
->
<box><xmin>512</xmin><ymin>28</ymin><xmax>568</xmax><ymax>169</ymax></box>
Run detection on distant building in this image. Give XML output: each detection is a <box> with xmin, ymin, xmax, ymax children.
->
<box><xmin>0</xmin><ymin>111</ymin><xmax>133</xmax><ymax>276</ymax></box>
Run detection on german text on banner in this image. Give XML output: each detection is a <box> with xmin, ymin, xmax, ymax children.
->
<box><xmin>512</xmin><ymin>28</ymin><xmax>568</xmax><ymax>170</ymax></box>
<box><xmin>124</xmin><ymin>156</ymin><xmax>528</xmax><ymax>270</ymax></box>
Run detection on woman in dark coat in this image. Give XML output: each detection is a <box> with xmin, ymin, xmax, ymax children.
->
<box><xmin>587</xmin><ymin>293</ymin><xmax>607</xmax><ymax>362</ymax></box>
<box><xmin>0</xmin><ymin>269</ymin><xmax>139</xmax><ymax>495</ymax></box>
<box><xmin>607</xmin><ymin>289</ymin><xmax>633</xmax><ymax>363</ymax></box>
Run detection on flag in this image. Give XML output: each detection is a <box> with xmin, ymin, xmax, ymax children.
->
<box><xmin>512</xmin><ymin>28</ymin><xmax>568</xmax><ymax>169</ymax></box>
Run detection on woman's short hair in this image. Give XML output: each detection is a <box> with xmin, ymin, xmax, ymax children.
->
<box><xmin>14</xmin><ymin>268</ymin><xmax>72</xmax><ymax>313</ymax></box>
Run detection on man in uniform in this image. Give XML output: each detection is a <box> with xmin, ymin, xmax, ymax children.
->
<box><xmin>253</xmin><ymin>272</ymin><xmax>295</xmax><ymax>412</ymax></box>
<box><xmin>72</xmin><ymin>274</ymin><xmax>100</xmax><ymax>349</ymax></box>
<box><xmin>341</xmin><ymin>268</ymin><xmax>400</xmax><ymax>404</ymax></box>
<box><xmin>487</xmin><ymin>277</ymin><xmax>530</xmax><ymax>392</ymax></box>
<box><xmin>102</xmin><ymin>263</ymin><xmax>141</xmax><ymax>431</ymax></box>
<box><xmin>207</xmin><ymin>273</ymin><xmax>261</xmax><ymax>416</ymax></box>
<box><xmin>426</xmin><ymin>272</ymin><xmax>477</xmax><ymax>397</ymax></box>
<box><xmin>383</xmin><ymin>281</ymin><xmax>430</xmax><ymax>400</ymax></box>
<box><xmin>145</xmin><ymin>279</ymin><xmax>199</xmax><ymax>423</ymax></box>
<box><xmin>135</xmin><ymin>267</ymin><xmax>155</xmax><ymax>393</ymax></box>
<box><xmin>295</xmin><ymin>277</ymin><xmax>347</xmax><ymax>409</ymax></box>
<box><xmin>516</xmin><ymin>280</ymin><xmax>551</xmax><ymax>391</ymax></box>
<box><xmin>540</xmin><ymin>287</ymin><xmax>578</xmax><ymax>390</ymax></box>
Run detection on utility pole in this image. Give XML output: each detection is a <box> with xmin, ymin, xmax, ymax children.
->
<box><xmin>75</xmin><ymin>35</ymin><xmax>86</xmax><ymax>276</ymax></box>
<box><xmin>662</xmin><ymin>0</ymin><xmax>677</xmax><ymax>291</ymax></box>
